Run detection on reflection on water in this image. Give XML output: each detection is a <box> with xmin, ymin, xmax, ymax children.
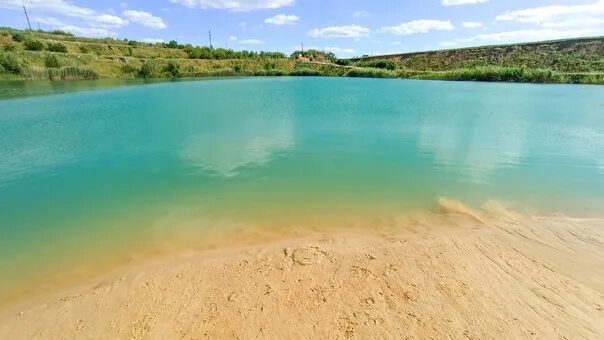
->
<box><xmin>418</xmin><ymin>89</ymin><xmax>528</xmax><ymax>182</ymax></box>
<box><xmin>0</xmin><ymin>78</ymin><xmax>182</xmax><ymax>99</ymax></box>
<box><xmin>0</xmin><ymin>77</ymin><xmax>603</xmax><ymax>296</ymax></box>
<box><xmin>182</xmin><ymin>110</ymin><xmax>294</xmax><ymax>177</ymax></box>
<box><xmin>416</xmin><ymin>83</ymin><xmax>604</xmax><ymax>184</ymax></box>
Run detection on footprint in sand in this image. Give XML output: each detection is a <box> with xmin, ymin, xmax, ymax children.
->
<box><xmin>291</xmin><ymin>246</ymin><xmax>327</xmax><ymax>266</ymax></box>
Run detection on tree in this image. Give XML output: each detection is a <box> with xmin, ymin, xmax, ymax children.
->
<box><xmin>166</xmin><ymin>40</ymin><xmax>179</xmax><ymax>49</ymax></box>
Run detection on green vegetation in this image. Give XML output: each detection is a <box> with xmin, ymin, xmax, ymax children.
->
<box><xmin>46</xmin><ymin>42</ymin><xmax>68</xmax><ymax>53</ymax></box>
<box><xmin>44</xmin><ymin>54</ymin><xmax>60</xmax><ymax>68</ymax></box>
<box><xmin>166</xmin><ymin>59</ymin><xmax>181</xmax><ymax>78</ymax></box>
<box><xmin>291</xmin><ymin>49</ymin><xmax>336</xmax><ymax>62</ymax></box>
<box><xmin>290</xmin><ymin>67</ymin><xmax>324</xmax><ymax>76</ymax></box>
<box><xmin>356</xmin><ymin>59</ymin><xmax>397</xmax><ymax>70</ymax></box>
<box><xmin>23</xmin><ymin>39</ymin><xmax>44</xmax><ymax>51</ymax></box>
<box><xmin>0</xmin><ymin>53</ymin><xmax>22</xmax><ymax>74</ymax></box>
<box><xmin>139</xmin><ymin>61</ymin><xmax>157</xmax><ymax>78</ymax></box>
<box><xmin>351</xmin><ymin>37</ymin><xmax>604</xmax><ymax>84</ymax></box>
<box><xmin>0</xmin><ymin>27</ymin><xmax>602</xmax><ymax>84</ymax></box>
<box><xmin>346</xmin><ymin>68</ymin><xmax>398</xmax><ymax>78</ymax></box>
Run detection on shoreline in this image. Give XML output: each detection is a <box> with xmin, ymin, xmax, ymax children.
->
<box><xmin>1</xmin><ymin>205</ymin><xmax>603</xmax><ymax>338</ymax></box>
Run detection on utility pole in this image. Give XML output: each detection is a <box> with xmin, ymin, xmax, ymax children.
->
<box><xmin>301</xmin><ymin>41</ymin><xmax>304</xmax><ymax>53</ymax></box>
<box><xmin>37</xmin><ymin>20</ymin><xmax>40</xmax><ymax>31</ymax></box>
<box><xmin>208</xmin><ymin>28</ymin><xmax>213</xmax><ymax>49</ymax></box>
<box><xmin>22</xmin><ymin>2</ymin><xmax>32</xmax><ymax>30</ymax></box>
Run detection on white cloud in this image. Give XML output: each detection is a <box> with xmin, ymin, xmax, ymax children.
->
<box><xmin>142</xmin><ymin>38</ymin><xmax>165</xmax><ymax>43</ymax></box>
<box><xmin>33</xmin><ymin>16</ymin><xmax>66</xmax><ymax>26</ymax></box>
<box><xmin>264</xmin><ymin>14</ymin><xmax>299</xmax><ymax>26</ymax></box>
<box><xmin>381</xmin><ymin>20</ymin><xmax>455</xmax><ymax>35</ymax></box>
<box><xmin>0</xmin><ymin>0</ymin><xmax>128</xmax><ymax>28</ymax></box>
<box><xmin>238</xmin><ymin>39</ymin><xmax>264</xmax><ymax>44</ymax></box>
<box><xmin>462</xmin><ymin>21</ymin><xmax>484</xmax><ymax>29</ymax></box>
<box><xmin>353</xmin><ymin>10</ymin><xmax>370</xmax><ymax>18</ymax></box>
<box><xmin>308</xmin><ymin>25</ymin><xmax>370</xmax><ymax>38</ymax></box>
<box><xmin>496</xmin><ymin>1</ymin><xmax>604</xmax><ymax>25</ymax></box>
<box><xmin>323</xmin><ymin>46</ymin><xmax>356</xmax><ymax>54</ymax></box>
<box><xmin>446</xmin><ymin>28</ymin><xmax>595</xmax><ymax>46</ymax></box>
<box><xmin>123</xmin><ymin>10</ymin><xmax>167</xmax><ymax>29</ymax></box>
<box><xmin>493</xmin><ymin>1</ymin><xmax>604</xmax><ymax>37</ymax></box>
<box><xmin>229</xmin><ymin>36</ymin><xmax>238</xmax><ymax>41</ymax></box>
<box><xmin>169</xmin><ymin>0</ymin><xmax>294</xmax><ymax>11</ymax></box>
<box><xmin>442</xmin><ymin>0</ymin><xmax>488</xmax><ymax>6</ymax></box>
<box><xmin>31</xmin><ymin>15</ymin><xmax>116</xmax><ymax>37</ymax></box>
<box><xmin>541</xmin><ymin>18</ymin><xmax>604</xmax><ymax>29</ymax></box>
<box><xmin>95</xmin><ymin>14</ymin><xmax>129</xmax><ymax>28</ymax></box>
<box><xmin>60</xmin><ymin>25</ymin><xmax>116</xmax><ymax>38</ymax></box>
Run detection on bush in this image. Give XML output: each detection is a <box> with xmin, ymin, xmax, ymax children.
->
<box><xmin>209</xmin><ymin>68</ymin><xmax>236</xmax><ymax>76</ymax></box>
<box><xmin>358</xmin><ymin>59</ymin><xmax>397</xmax><ymax>70</ymax></box>
<box><xmin>412</xmin><ymin>66</ymin><xmax>570</xmax><ymax>83</ymax></box>
<box><xmin>12</xmin><ymin>32</ymin><xmax>24</xmax><ymax>42</ymax></box>
<box><xmin>345</xmin><ymin>68</ymin><xmax>398</xmax><ymax>78</ymax></box>
<box><xmin>59</xmin><ymin>66</ymin><xmax>98</xmax><ymax>80</ymax></box>
<box><xmin>44</xmin><ymin>54</ymin><xmax>60</xmax><ymax>68</ymax></box>
<box><xmin>79</xmin><ymin>44</ymin><xmax>104</xmax><ymax>55</ymax></box>
<box><xmin>139</xmin><ymin>61</ymin><xmax>156</xmax><ymax>78</ymax></box>
<box><xmin>47</xmin><ymin>42</ymin><xmax>68</xmax><ymax>53</ymax></box>
<box><xmin>24</xmin><ymin>39</ymin><xmax>45</xmax><ymax>51</ymax></box>
<box><xmin>335</xmin><ymin>59</ymin><xmax>351</xmax><ymax>66</ymax></box>
<box><xmin>3</xmin><ymin>43</ymin><xmax>16</xmax><ymax>52</ymax></box>
<box><xmin>121</xmin><ymin>63</ymin><xmax>139</xmax><ymax>76</ymax></box>
<box><xmin>166</xmin><ymin>59</ymin><xmax>181</xmax><ymax>78</ymax></box>
<box><xmin>48</xmin><ymin>30</ymin><xmax>73</xmax><ymax>36</ymax></box>
<box><xmin>0</xmin><ymin>53</ymin><xmax>23</xmax><ymax>74</ymax></box>
<box><xmin>290</xmin><ymin>67</ymin><xmax>323</xmax><ymax>76</ymax></box>
<box><xmin>193</xmin><ymin>68</ymin><xmax>236</xmax><ymax>77</ymax></box>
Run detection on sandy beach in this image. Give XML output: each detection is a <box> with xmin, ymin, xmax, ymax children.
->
<box><xmin>1</xmin><ymin>202</ymin><xmax>603</xmax><ymax>339</ymax></box>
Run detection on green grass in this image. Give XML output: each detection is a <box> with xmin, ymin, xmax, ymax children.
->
<box><xmin>1</xmin><ymin>27</ymin><xmax>603</xmax><ymax>84</ymax></box>
<box><xmin>345</xmin><ymin>68</ymin><xmax>398</xmax><ymax>78</ymax></box>
<box><xmin>355</xmin><ymin>37</ymin><xmax>604</xmax><ymax>73</ymax></box>
<box><xmin>402</xmin><ymin>66</ymin><xmax>603</xmax><ymax>84</ymax></box>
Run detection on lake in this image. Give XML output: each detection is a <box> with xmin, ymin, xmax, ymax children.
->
<box><xmin>1</xmin><ymin>77</ymin><xmax>603</xmax><ymax>297</ymax></box>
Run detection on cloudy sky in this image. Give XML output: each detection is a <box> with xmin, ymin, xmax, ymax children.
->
<box><xmin>1</xmin><ymin>0</ymin><xmax>603</xmax><ymax>56</ymax></box>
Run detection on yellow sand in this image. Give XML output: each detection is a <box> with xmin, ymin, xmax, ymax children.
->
<box><xmin>1</xmin><ymin>204</ymin><xmax>603</xmax><ymax>339</ymax></box>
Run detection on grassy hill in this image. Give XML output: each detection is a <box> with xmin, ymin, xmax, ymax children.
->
<box><xmin>1</xmin><ymin>27</ymin><xmax>603</xmax><ymax>84</ymax></box>
<box><xmin>354</xmin><ymin>37</ymin><xmax>604</xmax><ymax>72</ymax></box>
<box><xmin>0</xmin><ymin>28</ymin><xmax>297</xmax><ymax>80</ymax></box>
<box><xmin>350</xmin><ymin>37</ymin><xmax>604</xmax><ymax>84</ymax></box>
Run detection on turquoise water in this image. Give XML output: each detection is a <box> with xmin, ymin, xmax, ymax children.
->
<box><xmin>1</xmin><ymin>77</ymin><xmax>603</xmax><ymax>295</ymax></box>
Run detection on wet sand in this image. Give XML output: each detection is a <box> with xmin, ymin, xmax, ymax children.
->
<box><xmin>1</xmin><ymin>204</ymin><xmax>603</xmax><ymax>339</ymax></box>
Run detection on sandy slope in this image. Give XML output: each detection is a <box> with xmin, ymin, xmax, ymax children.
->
<box><xmin>1</xmin><ymin>210</ymin><xmax>603</xmax><ymax>339</ymax></box>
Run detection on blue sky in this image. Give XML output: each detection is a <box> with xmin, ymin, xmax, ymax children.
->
<box><xmin>1</xmin><ymin>0</ymin><xmax>603</xmax><ymax>57</ymax></box>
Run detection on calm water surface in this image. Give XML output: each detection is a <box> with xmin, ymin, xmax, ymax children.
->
<box><xmin>1</xmin><ymin>77</ymin><xmax>603</xmax><ymax>294</ymax></box>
